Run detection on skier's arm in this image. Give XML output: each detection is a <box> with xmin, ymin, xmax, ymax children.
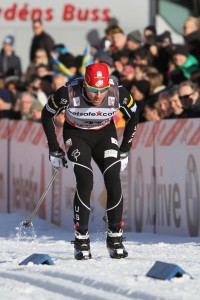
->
<box><xmin>41</xmin><ymin>86</ymin><xmax>69</xmax><ymax>152</ymax></box>
<box><xmin>118</xmin><ymin>85</ymin><xmax>139</xmax><ymax>153</ymax></box>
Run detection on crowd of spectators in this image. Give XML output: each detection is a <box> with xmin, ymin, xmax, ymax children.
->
<box><xmin>0</xmin><ymin>16</ymin><xmax>200</xmax><ymax>125</ymax></box>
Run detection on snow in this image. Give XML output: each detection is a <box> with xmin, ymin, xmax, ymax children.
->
<box><xmin>0</xmin><ymin>213</ymin><xmax>200</xmax><ymax>300</ymax></box>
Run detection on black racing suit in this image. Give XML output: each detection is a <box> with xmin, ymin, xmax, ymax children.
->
<box><xmin>41</xmin><ymin>78</ymin><xmax>139</xmax><ymax>230</ymax></box>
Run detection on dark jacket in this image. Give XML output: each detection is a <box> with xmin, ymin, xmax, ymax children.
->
<box><xmin>184</xmin><ymin>30</ymin><xmax>200</xmax><ymax>62</ymax></box>
<box><xmin>30</xmin><ymin>31</ymin><xmax>55</xmax><ymax>62</ymax></box>
<box><xmin>181</xmin><ymin>97</ymin><xmax>200</xmax><ymax>118</ymax></box>
<box><xmin>0</xmin><ymin>50</ymin><xmax>22</xmax><ymax>78</ymax></box>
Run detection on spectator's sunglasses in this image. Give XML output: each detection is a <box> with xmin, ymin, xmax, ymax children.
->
<box><xmin>85</xmin><ymin>82</ymin><xmax>110</xmax><ymax>93</ymax></box>
<box><xmin>179</xmin><ymin>91</ymin><xmax>195</xmax><ymax>100</ymax></box>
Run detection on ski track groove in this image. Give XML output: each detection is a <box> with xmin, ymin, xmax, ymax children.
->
<box><xmin>0</xmin><ymin>269</ymin><xmax>161</xmax><ymax>300</ymax></box>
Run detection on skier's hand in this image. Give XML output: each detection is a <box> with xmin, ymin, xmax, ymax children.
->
<box><xmin>120</xmin><ymin>151</ymin><xmax>129</xmax><ymax>172</ymax></box>
<box><xmin>49</xmin><ymin>149</ymin><xmax>68</xmax><ymax>170</ymax></box>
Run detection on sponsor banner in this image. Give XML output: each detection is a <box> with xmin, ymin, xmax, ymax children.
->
<box><xmin>0</xmin><ymin>119</ymin><xmax>9</xmax><ymax>212</ymax></box>
<box><xmin>129</xmin><ymin>119</ymin><xmax>200</xmax><ymax>237</ymax></box>
<box><xmin>9</xmin><ymin>121</ymin><xmax>52</xmax><ymax>221</ymax></box>
<box><xmin>129</xmin><ymin>121</ymin><xmax>155</xmax><ymax>233</ymax></box>
<box><xmin>0</xmin><ymin>0</ymin><xmax>150</xmax><ymax>71</ymax></box>
<box><xmin>2</xmin><ymin>119</ymin><xmax>200</xmax><ymax>236</ymax></box>
<box><xmin>154</xmin><ymin>119</ymin><xmax>200</xmax><ymax>236</ymax></box>
<box><xmin>7</xmin><ymin>120</ymin><xmax>106</xmax><ymax>231</ymax></box>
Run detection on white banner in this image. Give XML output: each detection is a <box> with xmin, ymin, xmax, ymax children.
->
<box><xmin>0</xmin><ymin>0</ymin><xmax>151</xmax><ymax>71</ymax></box>
<box><xmin>2</xmin><ymin>118</ymin><xmax>200</xmax><ymax>236</ymax></box>
<box><xmin>129</xmin><ymin>119</ymin><xmax>200</xmax><ymax>237</ymax></box>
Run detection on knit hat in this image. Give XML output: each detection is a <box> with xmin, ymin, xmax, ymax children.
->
<box><xmin>172</xmin><ymin>44</ymin><xmax>188</xmax><ymax>57</ymax></box>
<box><xmin>97</xmin><ymin>53</ymin><xmax>114</xmax><ymax>67</ymax></box>
<box><xmin>132</xmin><ymin>80</ymin><xmax>150</xmax><ymax>97</ymax></box>
<box><xmin>127</xmin><ymin>30</ymin><xmax>142</xmax><ymax>44</ymax></box>
<box><xmin>85</xmin><ymin>63</ymin><xmax>109</xmax><ymax>88</ymax></box>
<box><xmin>156</xmin><ymin>31</ymin><xmax>172</xmax><ymax>44</ymax></box>
<box><xmin>53</xmin><ymin>44</ymin><xmax>68</xmax><ymax>55</ymax></box>
<box><xmin>144</xmin><ymin>25</ymin><xmax>157</xmax><ymax>35</ymax></box>
<box><xmin>3</xmin><ymin>35</ymin><xmax>14</xmax><ymax>46</ymax></box>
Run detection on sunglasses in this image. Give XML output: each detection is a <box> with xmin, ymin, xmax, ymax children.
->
<box><xmin>85</xmin><ymin>82</ymin><xmax>109</xmax><ymax>93</ymax></box>
<box><xmin>179</xmin><ymin>92</ymin><xmax>194</xmax><ymax>100</ymax></box>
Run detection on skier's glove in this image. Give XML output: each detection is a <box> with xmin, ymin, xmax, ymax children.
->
<box><xmin>120</xmin><ymin>151</ymin><xmax>129</xmax><ymax>172</ymax></box>
<box><xmin>49</xmin><ymin>149</ymin><xmax>68</xmax><ymax>170</ymax></box>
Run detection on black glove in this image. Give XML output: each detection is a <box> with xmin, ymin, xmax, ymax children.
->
<box><xmin>49</xmin><ymin>149</ymin><xmax>68</xmax><ymax>170</ymax></box>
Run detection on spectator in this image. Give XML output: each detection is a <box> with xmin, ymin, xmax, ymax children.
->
<box><xmin>144</xmin><ymin>25</ymin><xmax>157</xmax><ymax>39</ymax></box>
<box><xmin>15</xmin><ymin>92</ymin><xmax>35</xmax><ymax>120</ymax></box>
<box><xmin>40</xmin><ymin>75</ymin><xmax>53</xmax><ymax>96</ymax></box>
<box><xmin>30</xmin><ymin>19</ymin><xmax>55</xmax><ymax>63</ymax></box>
<box><xmin>99</xmin><ymin>24</ymin><xmax>119</xmax><ymax>51</ymax></box>
<box><xmin>112</xmin><ymin>48</ymin><xmax>132</xmax><ymax>82</ymax></box>
<box><xmin>130</xmin><ymin>79</ymin><xmax>150</xmax><ymax>122</ymax></box>
<box><xmin>30</xmin><ymin>99</ymin><xmax>43</xmax><ymax>122</ymax></box>
<box><xmin>28</xmin><ymin>76</ymin><xmax>48</xmax><ymax>106</ymax></box>
<box><xmin>178</xmin><ymin>80</ymin><xmax>200</xmax><ymax>118</ymax></box>
<box><xmin>157</xmin><ymin>91</ymin><xmax>173</xmax><ymax>119</ymax></box>
<box><xmin>51</xmin><ymin>45</ymin><xmax>78</xmax><ymax>80</ymax></box>
<box><xmin>0</xmin><ymin>88</ymin><xmax>12</xmax><ymax>118</ymax></box>
<box><xmin>109</xmin><ymin>26</ymin><xmax>128</xmax><ymax>59</ymax></box>
<box><xmin>132</xmin><ymin>47</ymin><xmax>153</xmax><ymax>66</ymax></box>
<box><xmin>143</xmin><ymin>100</ymin><xmax>164</xmax><ymax>121</ymax></box>
<box><xmin>153</xmin><ymin>31</ymin><xmax>173</xmax><ymax>84</ymax></box>
<box><xmin>94</xmin><ymin>52</ymin><xmax>119</xmax><ymax>83</ymax></box>
<box><xmin>126</xmin><ymin>30</ymin><xmax>143</xmax><ymax>51</ymax></box>
<box><xmin>168</xmin><ymin>85</ymin><xmax>186</xmax><ymax>118</ymax></box>
<box><xmin>144</xmin><ymin>34</ymin><xmax>159</xmax><ymax>60</ymax></box>
<box><xmin>118</xmin><ymin>65</ymin><xmax>134</xmax><ymax>89</ymax></box>
<box><xmin>170</xmin><ymin>44</ymin><xmax>200</xmax><ymax>80</ymax></box>
<box><xmin>0</xmin><ymin>35</ymin><xmax>22</xmax><ymax>79</ymax></box>
<box><xmin>134</xmin><ymin>64</ymin><xmax>147</xmax><ymax>81</ymax></box>
<box><xmin>25</xmin><ymin>48</ymin><xmax>50</xmax><ymax>83</ymax></box>
<box><xmin>35</xmin><ymin>64</ymin><xmax>51</xmax><ymax>78</ymax></box>
<box><xmin>143</xmin><ymin>71</ymin><xmax>166</xmax><ymax>95</ymax></box>
<box><xmin>52</xmin><ymin>74</ymin><xmax>68</xmax><ymax>91</ymax></box>
<box><xmin>183</xmin><ymin>16</ymin><xmax>200</xmax><ymax>62</ymax></box>
<box><xmin>51</xmin><ymin>44</ymin><xmax>75</xmax><ymax>78</ymax></box>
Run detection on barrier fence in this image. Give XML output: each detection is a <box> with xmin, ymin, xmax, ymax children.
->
<box><xmin>0</xmin><ymin>118</ymin><xmax>200</xmax><ymax>236</ymax></box>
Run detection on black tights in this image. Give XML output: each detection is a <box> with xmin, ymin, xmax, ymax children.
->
<box><xmin>63</xmin><ymin>122</ymin><xmax>123</xmax><ymax>229</ymax></box>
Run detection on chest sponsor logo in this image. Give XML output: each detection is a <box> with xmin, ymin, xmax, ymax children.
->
<box><xmin>68</xmin><ymin>109</ymin><xmax>114</xmax><ymax>117</ymax></box>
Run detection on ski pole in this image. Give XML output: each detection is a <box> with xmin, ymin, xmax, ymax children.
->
<box><xmin>22</xmin><ymin>168</ymin><xmax>60</xmax><ymax>227</ymax></box>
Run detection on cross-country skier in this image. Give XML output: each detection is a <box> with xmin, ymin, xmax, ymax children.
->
<box><xmin>41</xmin><ymin>63</ymin><xmax>139</xmax><ymax>260</ymax></box>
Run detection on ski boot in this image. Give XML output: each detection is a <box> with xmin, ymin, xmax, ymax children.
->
<box><xmin>72</xmin><ymin>229</ymin><xmax>92</xmax><ymax>260</ymax></box>
<box><xmin>106</xmin><ymin>227</ymin><xmax>128</xmax><ymax>259</ymax></box>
